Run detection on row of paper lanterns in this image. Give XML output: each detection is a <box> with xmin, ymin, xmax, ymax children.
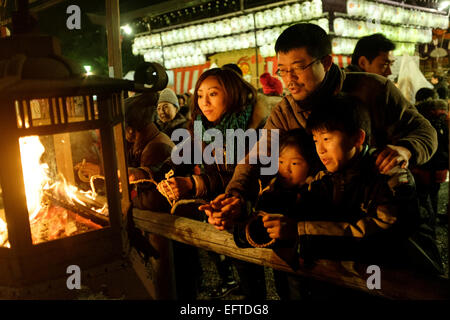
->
<box><xmin>332</xmin><ymin>37</ymin><xmax>415</xmax><ymax>56</ymax></box>
<box><xmin>347</xmin><ymin>0</ymin><xmax>449</xmax><ymax>29</ymax></box>
<box><xmin>133</xmin><ymin>0</ymin><xmax>324</xmax><ymax>52</ymax></box>
<box><xmin>334</xmin><ymin>17</ymin><xmax>432</xmax><ymax>43</ymax></box>
<box><xmin>139</xmin><ymin>18</ymin><xmax>330</xmax><ymax>67</ymax></box>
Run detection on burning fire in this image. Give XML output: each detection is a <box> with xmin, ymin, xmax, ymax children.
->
<box><xmin>0</xmin><ymin>135</ymin><xmax>108</xmax><ymax>247</ymax></box>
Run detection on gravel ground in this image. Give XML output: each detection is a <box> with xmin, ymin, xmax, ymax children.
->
<box><xmin>196</xmin><ymin>182</ymin><xmax>449</xmax><ymax>300</ymax></box>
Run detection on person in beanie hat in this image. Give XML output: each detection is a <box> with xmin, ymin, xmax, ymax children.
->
<box><xmin>156</xmin><ymin>88</ymin><xmax>189</xmax><ymax>138</ymax></box>
<box><xmin>259</xmin><ymin>72</ymin><xmax>283</xmax><ymax>110</ymax></box>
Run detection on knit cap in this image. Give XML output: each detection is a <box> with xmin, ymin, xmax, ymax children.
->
<box><xmin>158</xmin><ymin>88</ymin><xmax>179</xmax><ymax>110</ymax></box>
<box><xmin>259</xmin><ymin>72</ymin><xmax>283</xmax><ymax>96</ymax></box>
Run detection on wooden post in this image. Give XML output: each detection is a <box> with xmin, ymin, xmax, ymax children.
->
<box><xmin>105</xmin><ymin>0</ymin><xmax>122</xmax><ymax>78</ymax></box>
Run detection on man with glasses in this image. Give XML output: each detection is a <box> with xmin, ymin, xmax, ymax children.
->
<box><xmin>347</xmin><ymin>33</ymin><xmax>395</xmax><ymax>77</ymax></box>
<box><xmin>202</xmin><ymin>23</ymin><xmax>437</xmax><ymax>237</ymax></box>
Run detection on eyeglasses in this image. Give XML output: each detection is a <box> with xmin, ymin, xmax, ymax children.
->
<box><xmin>276</xmin><ymin>57</ymin><xmax>323</xmax><ymax>77</ymax></box>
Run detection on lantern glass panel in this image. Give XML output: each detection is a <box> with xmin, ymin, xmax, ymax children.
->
<box><xmin>18</xmin><ymin>129</ymin><xmax>110</xmax><ymax>245</ymax></box>
<box><xmin>0</xmin><ymin>184</ymin><xmax>8</xmax><ymax>248</ymax></box>
<box><xmin>15</xmin><ymin>96</ymin><xmax>98</xmax><ymax>129</ymax></box>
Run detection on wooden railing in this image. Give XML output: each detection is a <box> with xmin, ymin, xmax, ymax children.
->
<box><xmin>133</xmin><ymin>209</ymin><xmax>449</xmax><ymax>300</ymax></box>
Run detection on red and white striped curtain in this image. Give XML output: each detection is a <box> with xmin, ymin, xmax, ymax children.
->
<box><xmin>171</xmin><ymin>62</ymin><xmax>211</xmax><ymax>94</ymax></box>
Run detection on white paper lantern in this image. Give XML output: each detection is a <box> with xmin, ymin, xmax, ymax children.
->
<box><xmin>382</xmin><ymin>5</ymin><xmax>395</xmax><ymax>23</ymax></box>
<box><xmin>311</xmin><ymin>0</ymin><xmax>323</xmax><ymax>18</ymax></box>
<box><xmin>239</xmin><ymin>33</ymin><xmax>250</xmax><ymax>49</ymax></box>
<box><xmin>291</xmin><ymin>3</ymin><xmax>302</xmax><ymax>22</ymax></box>
<box><xmin>281</xmin><ymin>5</ymin><xmax>294</xmax><ymax>23</ymax></box>
<box><xmin>318</xmin><ymin>18</ymin><xmax>329</xmax><ymax>33</ymax></box>
<box><xmin>256</xmin><ymin>12</ymin><xmax>265</xmax><ymax>28</ymax></box>
<box><xmin>223</xmin><ymin>19</ymin><xmax>232</xmax><ymax>35</ymax></box>
<box><xmin>333</xmin><ymin>17</ymin><xmax>346</xmax><ymax>36</ymax></box>
<box><xmin>347</xmin><ymin>0</ymin><xmax>364</xmax><ymax>17</ymax></box>
<box><xmin>230</xmin><ymin>17</ymin><xmax>240</xmax><ymax>33</ymax></box>
<box><xmin>263</xmin><ymin>10</ymin><xmax>274</xmax><ymax>27</ymax></box>
<box><xmin>260</xmin><ymin>44</ymin><xmax>269</xmax><ymax>57</ymax></box>
<box><xmin>142</xmin><ymin>36</ymin><xmax>150</xmax><ymax>48</ymax></box>
<box><xmin>246</xmin><ymin>14</ymin><xmax>255</xmax><ymax>30</ymax></box>
<box><xmin>237</xmin><ymin>15</ymin><xmax>247</xmax><ymax>31</ymax></box>
<box><xmin>247</xmin><ymin>32</ymin><xmax>256</xmax><ymax>48</ymax></box>
<box><xmin>355</xmin><ymin>20</ymin><xmax>367</xmax><ymax>37</ymax></box>
<box><xmin>256</xmin><ymin>30</ymin><xmax>266</xmax><ymax>46</ymax></box>
<box><xmin>272</xmin><ymin>7</ymin><xmax>282</xmax><ymax>26</ymax></box>
<box><xmin>392</xmin><ymin>7</ymin><xmax>402</xmax><ymax>24</ymax></box>
<box><xmin>331</xmin><ymin>37</ymin><xmax>342</xmax><ymax>54</ymax></box>
<box><xmin>301</xmin><ymin>1</ymin><xmax>312</xmax><ymax>20</ymax></box>
<box><xmin>133</xmin><ymin>38</ymin><xmax>141</xmax><ymax>50</ymax></box>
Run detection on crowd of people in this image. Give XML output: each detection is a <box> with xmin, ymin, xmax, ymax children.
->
<box><xmin>123</xmin><ymin>23</ymin><xmax>448</xmax><ymax>300</ymax></box>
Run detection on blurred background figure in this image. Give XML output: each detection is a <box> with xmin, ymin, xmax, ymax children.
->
<box><xmin>177</xmin><ymin>93</ymin><xmax>191</xmax><ymax>120</ymax></box>
<box><xmin>156</xmin><ymin>88</ymin><xmax>189</xmax><ymax>138</ymax></box>
<box><xmin>259</xmin><ymin>72</ymin><xmax>284</xmax><ymax>110</ymax></box>
<box><xmin>431</xmin><ymin>73</ymin><xmax>449</xmax><ymax>101</ymax></box>
<box><xmin>412</xmin><ymin>87</ymin><xmax>449</xmax><ymax>233</ymax></box>
<box><xmin>222</xmin><ymin>63</ymin><xmax>243</xmax><ymax>77</ymax></box>
<box><xmin>124</xmin><ymin>92</ymin><xmax>175</xmax><ymax>211</ymax></box>
<box><xmin>397</xmin><ymin>55</ymin><xmax>434</xmax><ymax>104</ymax></box>
<box><xmin>347</xmin><ymin>33</ymin><xmax>395</xmax><ymax>77</ymax></box>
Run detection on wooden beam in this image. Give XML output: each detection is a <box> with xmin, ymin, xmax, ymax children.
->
<box><xmin>133</xmin><ymin>209</ymin><xmax>450</xmax><ymax>300</ymax></box>
<box><xmin>105</xmin><ymin>0</ymin><xmax>122</xmax><ymax>78</ymax></box>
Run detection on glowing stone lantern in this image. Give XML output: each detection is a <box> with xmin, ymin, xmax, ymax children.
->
<box><xmin>0</xmin><ymin>29</ymin><xmax>167</xmax><ymax>296</ymax></box>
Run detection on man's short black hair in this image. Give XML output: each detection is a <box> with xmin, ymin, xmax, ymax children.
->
<box><xmin>275</xmin><ymin>23</ymin><xmax>331</xmax><ymax>58</ymax></box>
<box><xmin>306</xmin><ymin>94</ymin><xmax>370</xmax><ymax>141</ymax></box>
<box><xmin>415</xmin><ymin>88</ymin><xmax>438</xmax><ymax>103</ymax></box>
<box><xmin>351</xmin><ymin>33</ymin><xmax>395</xmax><ymax>66</ymax></box>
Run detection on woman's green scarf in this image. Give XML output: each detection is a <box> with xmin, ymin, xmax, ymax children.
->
<box><xmin>197</xmin><ymin>104</ymin><xmax>253</xmax><ymax>144</ymax></box>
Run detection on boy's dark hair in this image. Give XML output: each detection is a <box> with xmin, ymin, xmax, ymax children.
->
<box><xmin>415</xmin><ymin>88</ymin><xmax>438</xmax><ymax>103</ymax></box>
<box><xmin>351</xmin><ymin>33</ymin><xmax>395</xmax><ymax>66</ymax></box>
<box><xmin>275</xmin><ymin>23</ymin><xmax>331</xmax><ymax>58</ymax></box>
<box><xmin>124</xmin><ymin>92</ymin><xmax>158</xmax><ymax>131</ymax></box>
<box><xmin>306</xmin><ymin>94</ymin><xmax>370</xmax><ymax>141</ymax></box>
<box><xmin>280</xmin><ymin>129</ymin><xmax>321</xmax><ymax>175</ymax></box>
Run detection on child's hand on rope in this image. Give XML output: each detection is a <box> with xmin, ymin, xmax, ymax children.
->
<box><xmin>262</xmin><ymin>213</ymin><xmax>297</xmax><ymax>240</ymax></box>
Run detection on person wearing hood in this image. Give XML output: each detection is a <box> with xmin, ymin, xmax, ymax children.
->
<box><xmin>431</xmin><ymin>73</ymin><xmax>449</xmax><ymax>100</ymax></box>
<box><xmin>412</xmin><ymin>88</ymin><xmax>449</xmax><ymax>229</ymax></box>
<box><xmin>156</xmin><ymin>88</ymin><xmax>189</xmax><ymax>139</ymax></box>
<box><xmin>124</xmin><ymin>92</ymin><xmax>175</xmax><ymax>211</ymax></box>
<box><xmin>204</xmin><ymin>23</ymin><xmax>437</xmax><ymax>236</ymax></box>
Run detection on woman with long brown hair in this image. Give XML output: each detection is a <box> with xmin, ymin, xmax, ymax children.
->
<box><xmin>158</xmin><ymin>67</ymin><xmax>270</xmax><ymax>299</ymax></box>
